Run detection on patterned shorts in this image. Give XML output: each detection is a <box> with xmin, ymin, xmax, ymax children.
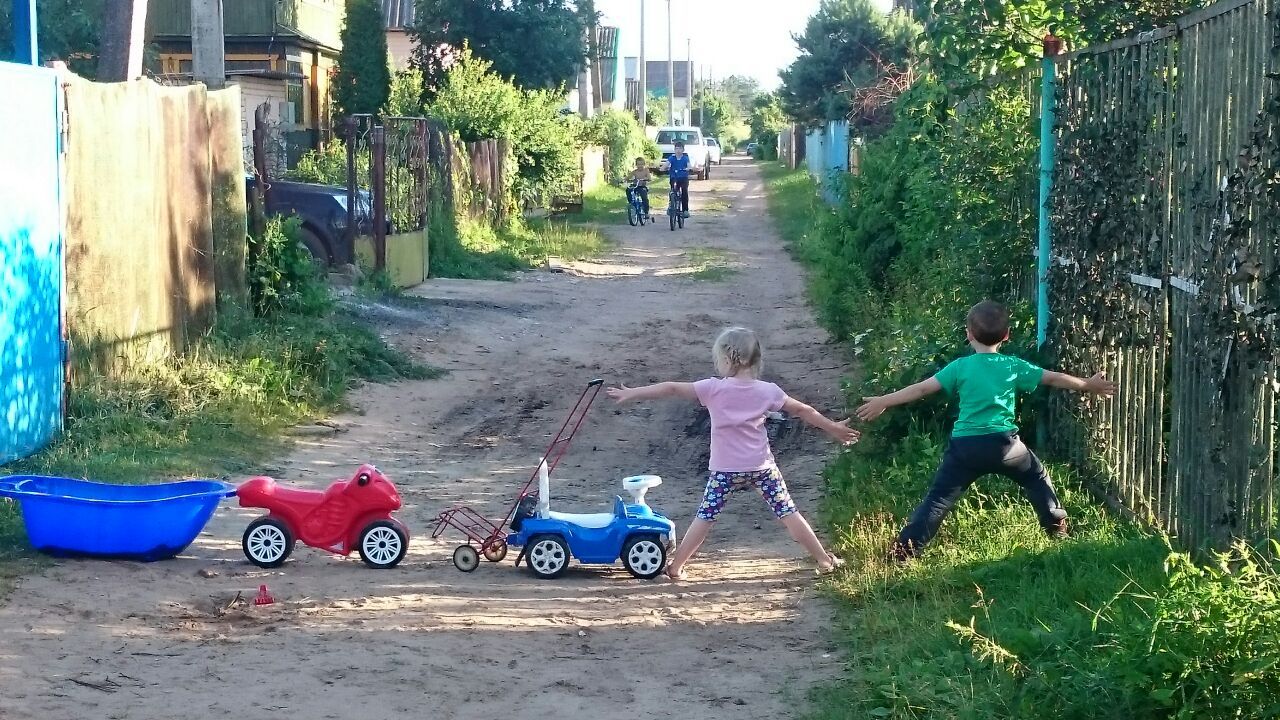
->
<box><xmin>696</xmin><ymin>466</ymin><xmax>798</xmax><ymax>522</ymax></box>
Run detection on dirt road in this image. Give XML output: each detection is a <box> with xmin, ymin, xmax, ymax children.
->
<box><xmin>0</xmin><ymin>158</ymin><xmax>851</xmax><ymax>720</ymax></box>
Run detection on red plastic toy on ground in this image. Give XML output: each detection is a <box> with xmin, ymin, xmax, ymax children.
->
<box><xmin>237</xmin><ymin>464</ymin><xmax>409</xmax><ymax>569</ymax></box>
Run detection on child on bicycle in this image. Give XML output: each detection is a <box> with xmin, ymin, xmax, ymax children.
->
<box><xmin>855</xmin><ymin>300</ymin><xmax>1117</xmax><ymax>560</ymax></box>
<box><xmin>625</xmin><ymin>157</ymin><xmax>651</xmax><ymax>218</ymax></box>
<box><xmin>667</xmin><ymin>141</ymin><xmax>691</xmax><ymax>218</ymax></box>
<box><xmin>608</xmin><ymin>327</ymin><xmax>858</xmax><ymax>580</ymax></box>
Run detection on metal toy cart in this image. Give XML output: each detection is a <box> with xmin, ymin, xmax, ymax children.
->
<box><xmin>431</xmin><ymin>379</ymin><xmax>605</xmax><ymax>572</ymax></box>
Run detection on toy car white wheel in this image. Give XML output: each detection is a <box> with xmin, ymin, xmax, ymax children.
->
<box><xmin>483</xmin><ymin>539</ymin><xmax>508</xmax><ymax>563</ymax></box>
<box><xmin>453</xmin><ymin>544</ymin><xmax>480</xmax><ymax>572</ymax></box>
<box><xmin>622</xmin><ymin>535</ymin><xmax>667</xmax><ymax>580</ymax></box>
<box><xmin>357</xmin><ymin>521</ymin><xmax>407</xmax><ymax>569</ymax></box>
<box><xmin>527</xmin><ymin>535</ymin><xmax>570</xmax><ymax>579</ymax></box>
<box><xmin>243</xmin><ymin>517</ymin><xmax>294</xmax><ymax>568</ymax></box>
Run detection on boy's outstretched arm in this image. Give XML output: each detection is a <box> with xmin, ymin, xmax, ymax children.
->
<box><xmin>781</xmin><ymin>397</ymin><xmax>860</xmax><ymax>445</ymax></box>
<box><xmin>856</xmin><ymin>377</ymin><xmax>943</xmax><ymax>422</ymax></box>
<box><xmin>607</xmin><ymin>382</ymin><xmax>698</xmax><ymax>403</ymax></box>
<box><xmin>1041</xmin><ymin>370</ymin><xmax>1117</xmax><ymax>396</ymax></box>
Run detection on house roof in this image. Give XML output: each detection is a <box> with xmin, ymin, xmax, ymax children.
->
<box><xmin>383</xmin><ymin>0</ymin><xmax>415</xmax><ymax>29</ymax></box>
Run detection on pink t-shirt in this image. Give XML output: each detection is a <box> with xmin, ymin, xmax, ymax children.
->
<box><xmin>693</xmin><ymin>377</ymin><xmax>788</xmax><ymax>472</ymax></box>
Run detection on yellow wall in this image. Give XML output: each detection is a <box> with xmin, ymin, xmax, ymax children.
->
<box><xmin>355</xmin><ymin>231</ymin><xmax>429</xmax><ymax>288</ymax></box>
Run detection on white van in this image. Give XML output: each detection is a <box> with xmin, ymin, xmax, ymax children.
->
<box><xmin>654</xmin><ymin>126</ymin><xmax>711</xmax><ymax>181</ymax></box>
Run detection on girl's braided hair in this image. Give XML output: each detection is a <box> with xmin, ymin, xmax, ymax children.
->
<box><xmin>713</xmin><ymin>327</ymin><xmax>763</xmax><ymax>378</ymax></box>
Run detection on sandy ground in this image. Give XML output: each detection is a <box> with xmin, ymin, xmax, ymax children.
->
<box><xmin>0</xmin><ymin>158</ymin><xmax>853</xmax><ymax>720</ymax></box>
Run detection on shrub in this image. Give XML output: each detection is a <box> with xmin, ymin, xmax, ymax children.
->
<box><xmin>247</xmin><ymin>216</ymin><xmax>328</xmax><ymax>317</ymax></box>
<box><xmin>584</xmin><ymin>108</ymin><xmax>653</xmax><ymax>182</ymax></box>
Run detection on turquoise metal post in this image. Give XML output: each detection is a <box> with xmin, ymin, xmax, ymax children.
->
<box><xmin>13</xmin><ymin>0</ymin><xmax>38</xmax><ymax>65</ymax></box>
<box><xmin>1037</xmin><ymin>36</ymin><xmax>1062</xmax><ymax>348</ymax></box>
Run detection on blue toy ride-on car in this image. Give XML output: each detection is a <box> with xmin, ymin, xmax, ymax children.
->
<box><xmin>509</xmin><ymin>461</ymin><xmax>676</xmax><ymax>580</ymax></box>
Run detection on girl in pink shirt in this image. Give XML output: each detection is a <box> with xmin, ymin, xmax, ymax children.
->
<box><xmin>608</xmin><ymin>327</ymin><xmax>858</xmax><ymax>580</ymax></box>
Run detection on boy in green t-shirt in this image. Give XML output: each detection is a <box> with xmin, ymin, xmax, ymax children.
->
<box><xmin>856</xmin><ymin>300</ymin><xmax>1116</xmax><ymax>560</ymax></box>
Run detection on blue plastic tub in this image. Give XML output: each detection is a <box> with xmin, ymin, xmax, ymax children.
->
<box><xmin>0</xmin><ymin>476</ymin><xmax>236</xmax><ymax>561</ymax></box>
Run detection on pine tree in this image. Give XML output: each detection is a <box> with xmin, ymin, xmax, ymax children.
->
<box><xmin>333</xmin><ymin>0</ymin><xmax>391</xmax><ymax>117</ymax></box>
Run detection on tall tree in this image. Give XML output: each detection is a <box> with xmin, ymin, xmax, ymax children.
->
<box><xmin>710</xmin><ymin>75</ymin><xmax>759</xmax><ymax>116</ymax></box>
<box><xmin>778</xmin><ymin>0</ymin><xmax>918</xmax><ymax>127</ymax></box>
<box><xmin>410</xmin><ymin>0</ymin><xmax>597</xmax><ymax>92</ymax></box>
<box><xmin>0</xmin><ymin>0</ymin><xmax>105</xmax><ymax>77</ymax></box>
<box><xmin>333</xmin><ymin>0</ymin><xmax>391</xmax><ymax>116</ymax></box>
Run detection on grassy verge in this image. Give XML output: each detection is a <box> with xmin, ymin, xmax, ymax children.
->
<box><xmin>762</xmin><ymin>165</ymin><xmax>1280</xmax><ymax>720</ymax></box>
<box><xmin>0</xmin><ymin>303</ymin><xmax>434</xmax><ymax>594</ymax></box>
<box><xmin>430</xmin><ymin>191</ymin><xmax>616</xmax><ymax>280</ymax></box>
<box><xmin>684</xmin><ymin>246</ymin><xmax>737</xmax><ymax>282</ymax></box>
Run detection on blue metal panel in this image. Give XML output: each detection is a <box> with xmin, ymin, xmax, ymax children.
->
<box><xmin>12</xmin><ymin>0</ymin><xmax>38</xmax><ymax>65</ymax></box>
<box><xmin>0</xmin><ymin>62</ymin><xmax>64</xmax><ymax>463</ymax></box>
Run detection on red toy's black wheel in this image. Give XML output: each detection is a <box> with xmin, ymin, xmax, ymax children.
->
<box><xmin>358</xmin><ymin>520</ymin><xmax>408</xmax><ymax>569</ymax></box>
<box><xmin>243</xmin><ymin>517</ymin><xmax>295</xmax><ymax>568</ymax></box>
<box><xmin>483</xmin><ymin>539</ymin><xmax>508</xmax><ymax>563</ymax></box>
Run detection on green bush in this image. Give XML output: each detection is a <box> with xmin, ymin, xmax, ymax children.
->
<box><xmin>584</xmin><ymin>109</ymin><xmax>655</xmax><ymax>182</ymax></box>
<box><xmin>426</xmin><ymin>45</ymin><xmax>580</xmax><ymax>207</ymax></box>
<box><xmin>247</xmin><ymin>216</ymin><xmax>329</xmax><ymax>318</ymax></box>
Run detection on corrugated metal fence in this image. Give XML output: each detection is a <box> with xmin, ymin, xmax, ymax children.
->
<box><xmin>1047</xmin><ymin>0</ymin><xmax>1279</xmax><ymax>549</ymax></box>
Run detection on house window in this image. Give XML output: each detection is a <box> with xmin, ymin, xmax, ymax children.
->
<box><xmin>286</xmin><ymin>80</ymin><xmax>305</xmax><ymax>124</ymax></box>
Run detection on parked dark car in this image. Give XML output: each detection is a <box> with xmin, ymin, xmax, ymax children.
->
<box><xmin>245</xmin><ymin>176</ymin><xmax>376</xmax><ymax>266</ymax></box>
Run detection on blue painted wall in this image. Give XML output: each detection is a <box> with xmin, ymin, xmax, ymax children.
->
<box><xmin>0</xmin><ymin>61</ymin><xmax>64</xmax><ymax>463</ymax></box>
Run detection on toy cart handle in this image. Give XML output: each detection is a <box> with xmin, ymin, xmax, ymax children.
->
<box><xmin>588</xmin><ymin>378</ymin><xmax>604</xmax><ymax>388</ymax></box>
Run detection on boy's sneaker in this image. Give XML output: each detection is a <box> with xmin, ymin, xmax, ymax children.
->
<box><xmin>1045</xmin><ymin>519</ymin><xmax>1070</xmax><ymax>540</ymax></box>
<box><xmin>887</xmin><ymin>541</ymin><xmax>915</xmax><ymax>564</ymax></box>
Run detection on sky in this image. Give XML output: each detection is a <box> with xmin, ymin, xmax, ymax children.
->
<box><xmin>594</xmin><ymin>0</ymin><xmax>895</xmax><ymax>91</ymax></box>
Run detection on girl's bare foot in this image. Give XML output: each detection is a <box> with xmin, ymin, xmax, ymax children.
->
<box><xmin>816</xmin><ymin>553</ymin><xmax>845</xmax><ymax>576</ymax></box>
<box><xmin>664</xmin><ymin>565</ymin><xmax>688</xmax><ymax>581</ymax></box>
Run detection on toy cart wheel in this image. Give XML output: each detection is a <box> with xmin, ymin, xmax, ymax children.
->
<box><xmin>622</xmin><ymin>535</ymin><xmax>667</xmax><ymax>580</ymax></box>
<box><xmin>242</xmin><ymin>517</ymin><xmax>295</xmax><ymax>568</ymax></box>
<box><xmin>482</xmin><ymin>539</ymin><xmax>508</xmax><ymax>563</ymax></box>
<box><xmin>526</xmin><ymin>534</ymin><xmax>570</xmax><ymax>579</ymax></box>
<box><xmin>453</xmin><ymin>544</ymin><xmax>480</xmax><ymax>572</ymax></box>
<box><xmin>357</xmin><ymin>520</ymin><xmax>407</xmax><ymax>569</ymax></box>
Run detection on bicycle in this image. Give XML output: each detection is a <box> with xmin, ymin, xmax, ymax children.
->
<box><xmin>667</xmin><ymin>182</ymin><xmax>685</xmax><ymax>231</ymax></box>
<box><xmin>626</xmin><ymin>181</ymin><xmax>650</xmax><ymax>227</ymax></box>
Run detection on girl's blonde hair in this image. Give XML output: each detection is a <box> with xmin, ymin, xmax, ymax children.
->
<box><xmin>713</xmin><ymin>327</ymin><xmax>763</xmax><ymax>377</ymax></box>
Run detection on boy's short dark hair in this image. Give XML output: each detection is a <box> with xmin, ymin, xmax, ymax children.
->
<box><xmin>635</xmin><ymin>156</ymin><xmax>646</xmax><ymax>162</ymax></box>
<box><xmin>967</xmin><ymin>301</ymin><xmax>1011</xmax><ymax>345</ymax></box>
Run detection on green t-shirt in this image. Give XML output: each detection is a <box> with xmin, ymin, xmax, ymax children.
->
<box><xmin>934</xmin><ymin>353</ymin><xmax>1044</xmax><ymax>437</ymax></box>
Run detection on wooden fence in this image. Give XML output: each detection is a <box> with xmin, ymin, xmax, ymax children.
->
<box><xmin>1047</xmin><ymin>0</ymin><xmax>1279</xmax><ymax>550</ymax></box>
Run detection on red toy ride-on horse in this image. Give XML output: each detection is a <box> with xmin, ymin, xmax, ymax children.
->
<box><xmin>237</xmin><ymin>464</ymin><xmax>409</xmax><ymax>569</ymax></box>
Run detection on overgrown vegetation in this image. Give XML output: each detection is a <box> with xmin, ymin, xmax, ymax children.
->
<box><xmin>0</xmin><ymin>217</ymin><xmax>432</xmax><ymax>578</ymax></box>
<box><xmin>762</xmin><ymin>0</ymin><xmax>1275</xmax><ymax>715</ymax></box>
<box><xmin>583</xmin><ymin>109</ymin><xmax>659</xmax><ymax>182</ymax></box>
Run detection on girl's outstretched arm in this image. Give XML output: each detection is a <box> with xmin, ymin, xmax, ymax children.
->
<box><xmin>608</xmin><ymin>382</ymin><xmax>698</xmax><ymax>403</ymax></box>
<box><xmin>782</xmin><ymin>397</ymin><xmax>860</xmax><ymax>445</ymax></box>
<box><xmin>856</xmin><ymin>377</ymin><xmax>943</xmax><ymax>422</ymax></box>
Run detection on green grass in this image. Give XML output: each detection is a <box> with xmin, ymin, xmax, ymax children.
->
<box><xmin>760</xmin><ymin>163</ymin><xmax>819</xmax><ymax>247</ymax></box>
<box><xmin>0</xmin><ymin>304</ymin><xmax>435</xmax><ymax>594</ymax></box>
<box><xmin>683</xmin><ymin>246</ymin><xmax>738</xmax><ymax>281</ymax></box>
<box><xmin>430</xmin><ymin>207</ymin><xmax>614</xmax><ymax>280</ymax></box>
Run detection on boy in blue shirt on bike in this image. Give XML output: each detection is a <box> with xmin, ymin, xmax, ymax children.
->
<box><xmin>856</xmin><ymin>300</ymin><xmax>1116</xmax><ymax>560</ymax></box>
<box><xmin>667</xmin><ymin>141</ymin><xmax>691</xmax><ymax>218</ymax></box>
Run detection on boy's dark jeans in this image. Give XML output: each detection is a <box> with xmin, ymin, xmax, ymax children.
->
<box><xmin>897</xmin><ymin>431</ymin><xmax>1067</xmax><ymax>555</ymax></box>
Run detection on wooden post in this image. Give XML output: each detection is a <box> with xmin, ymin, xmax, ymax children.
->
<box><xmin>251</xmin><ymin>102</ymin><xmax>271</xmax><ymax>237</ymax></box>
<box><xmin>97</xmin><ymin>0</ymin><xmax>149</xmax><ymax>81</ymax></box>
<box><xmin>372</xmin><ymin>125</ymin><xmax>387</xmax><ymax>270</ymax></box>
<box><xmin>192</xmin><ymin>0</ymin><xmax>227</xmax><ymax>90</ymax></box>
<box><xmin>344</xmin><ymin>117</ymin><xmax>357</xmax><ymax>265</ymax></box>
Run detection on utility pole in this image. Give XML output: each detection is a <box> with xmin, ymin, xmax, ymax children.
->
<box><xmin>638</xmin><ymin>0</ymin><xmax>647</xmax><ymax>126</ymax></box>
<box><xmin>12</xmin><ymin>0</ymin><xmax>37</xmax><ymax>65</ymax></box>
<box><xmin>666</xmin><ymin>0</ymin><xmax>674</xmax><ymax>125</ymax></box>
<box><xmin>192</xmin><ymin>0</ymin><xmax>227</xmax><ymax>89</ymax></box>
<box><xmin>686</xmin><ymin>39</ymin><xmax>692</xmax><ymax>126</ymax></box>
<box><xmin>98</xmin><ymin>0</ymin><xmax>150</xmax><ymax>81</ymax></box>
